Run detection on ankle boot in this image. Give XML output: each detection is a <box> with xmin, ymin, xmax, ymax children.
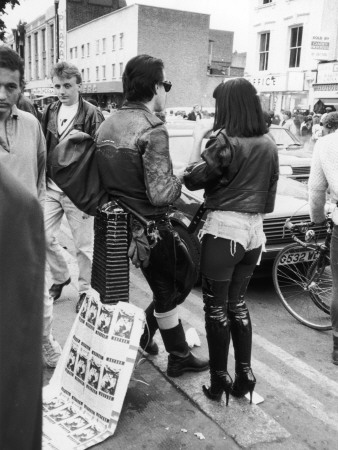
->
<box><xmin>202</xmin><ymin>369</ymin><xmax>233</xmax><ymax>405</ymax></box>
<box><xmin>202</xmin><ymin>277</ymin><xmax>232</xmax><ymax>405</ymax></box>
<box><xmin>140</xmin><ymin>302</ymin><xmax>159</xmax><ymax>355</ymax></box>
<box><xmin>159</xmin><ymin>321</ymin><xmax>209</xmax><ymax>377</ymax></box>
<box><xmin>229</xmin><ymin>299</ymin><xmax>256</xmax><ymax>403</ymax></box>
<box><xmin>333</xmin><ymin>336</ymin><xmax>338</xmax><ymax>365</ymax></box>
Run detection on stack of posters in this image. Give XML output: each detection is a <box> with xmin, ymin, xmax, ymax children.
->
<box><xmin>42</xmin><ymin>290</ymin><xmax>145</xmax><ymax>449</ymax></box>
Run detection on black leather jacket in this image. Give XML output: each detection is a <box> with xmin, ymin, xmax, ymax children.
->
<box><xmin>42</xmin><ymin>96</ymin><xmax>104</xmax><ymax>176</ymax></box>
<box><xmin>184</xmin><ymin>129</ymin><xmax>279</xmax><ymax>214</ymax></box>
<box><xmin>95</xmin><ymin>102</ymin><xmax>182</xmax><ymax>217</ymax></box>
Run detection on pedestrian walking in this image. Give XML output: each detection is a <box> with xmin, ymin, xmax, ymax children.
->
<box><xmin>95</xmin><ymin>54</ymin><xmax>209</xmax><ymax>377</ymax></box>
<box><xmin>184</xmin><ymin>78</ymin><xmax>279</xmax><ymax>404</ymax></box>
<box><xmin>309</xmin><ymin>112</ymin><xmax>338</xmax><ymax>365</ymax></box>
<box><xmin>42</xmin><ymin>61</ymin><xmax>104</xmax><ymax>319</ymax></box>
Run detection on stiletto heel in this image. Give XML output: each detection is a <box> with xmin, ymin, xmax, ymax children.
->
<box><xmin>231</xmin><ymin>367</ymin><xmax>256</xmax><ymax>402</ymax></box>
<box><xmin>202</xmin><ymin>370</ymin><xmax>233</xmax><ymax>405</ymax></box>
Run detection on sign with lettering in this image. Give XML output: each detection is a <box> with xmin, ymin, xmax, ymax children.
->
<box><xmin>317</xmin><ymin>62</ymin><xmax>338</xmax><ymax>84</ymax></box>
<box><xmin>311</xmin><ymin>34</ymin><xmax>334</xmax><ymax>60</ymax></box>
<box><xmin>247</xmin><ymin>74</ymin><xmax>287</xmax><ymax>92</ymax></box>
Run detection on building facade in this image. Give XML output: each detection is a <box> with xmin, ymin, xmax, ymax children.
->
<box><xmin>66</xmin><ymin>3</ymin><xmax>238</xmax><ymax>108</ymax></box>
<box><xmin>245</xmin><ymin>0</ymin><xmax>338</xmax><ymax>113</ymax></box>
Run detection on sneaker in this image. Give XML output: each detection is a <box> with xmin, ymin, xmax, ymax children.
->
<box><xmin>42</xmin><ymin>335</ymin><xmax>62</xmax><ymax>368</ymax></box>
<box><xmin>76</xmin><ymin>292</ymin><xmax>87</xmax><ymax>313</ymax></box>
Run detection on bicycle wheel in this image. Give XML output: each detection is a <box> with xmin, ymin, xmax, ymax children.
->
<box><xmin>273</xmin><ymin>243</ymin><xmax>332</xmax><ymax>331</ymax></box>
<box><xmin>307</xmin><ymin>254</ymin><xmax>332</xmax><ymax>314</ymax></box>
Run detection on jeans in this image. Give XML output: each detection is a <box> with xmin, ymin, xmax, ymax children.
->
<box><xmin>331</xmin><ymin>225</ymin><xmax>338</xmax><ymax>335</ymax></box>
<box><xmin>45</xmin><ymin>188</ymin><xmax>94</xmax><ymax>292</ymax></box>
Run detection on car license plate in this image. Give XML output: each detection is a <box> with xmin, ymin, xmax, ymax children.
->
<box><xmin>279</xmin><ymin>249</ymin><xmax>319</xmax><ymax>265</ymax></box>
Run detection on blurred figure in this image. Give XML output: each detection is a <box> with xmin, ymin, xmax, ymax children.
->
<box><xmin>281</xmin><ymin>110</ymin><xmax>293</xmax><ymax>129</ymax></box>
<box><xmin>308</xmin><ymin>112</ymin><xmax>338</xmax><ymax>365</ymax></box>
<box><xmin>187</xmin><ymin>104</ymin><xmax>202</xmax><ymax>121</ymax></box>
<box><xmin>184</xmin><ymin>78</ymin><xmax>279</xmax><ymax>404</ymax></box>
<box><xmin>0</xmin><ymin>166</ymin><xmax>45</xmax><ymax>450</ymax></box>
<box><xmin>311</xmin><ymin>114</ymin><xmax>322</xmax><ymax>142</ymax></box>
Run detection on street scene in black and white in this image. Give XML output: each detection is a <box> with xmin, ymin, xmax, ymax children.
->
<box><xmin>1</xmin><ymin>0</ymin><xmax>338</xmax><ymax>449</ymax></box>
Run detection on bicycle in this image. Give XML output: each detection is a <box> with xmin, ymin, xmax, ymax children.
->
<box><xmin>272</xmin><ymin>216</ymin><xmax>333</xmax><ymax>331</ymax></box>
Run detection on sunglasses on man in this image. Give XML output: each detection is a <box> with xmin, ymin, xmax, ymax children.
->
<box><xmin>161</xmin><ymin>80</ymin><xmax>172</xmax><ymax>93</ymax></box>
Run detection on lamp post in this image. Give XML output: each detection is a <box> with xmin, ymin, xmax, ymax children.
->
<box><xmin>54</xmin><ymin>0</ymin><xmax>60</xmax><ymax>62</ymax></box>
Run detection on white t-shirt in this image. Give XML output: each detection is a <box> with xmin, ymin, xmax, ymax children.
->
<box><xmin>48</xmin><ymin>102</ymin><xmax>79</xmax><ymax>191</ymax></box>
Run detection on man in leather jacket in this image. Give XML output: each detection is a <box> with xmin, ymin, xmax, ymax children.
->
<box><xmin>41</xmin><ymin>62</ymin><xmax>104</xmax><ymax>365</ymax></box>
<box><xmin>95</xmin><ymin>54</ymin><xmax>208</xmax><ymax>377</ymax></box>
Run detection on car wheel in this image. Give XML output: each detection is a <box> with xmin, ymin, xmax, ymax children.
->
<box><xmin>173</xmin><ymin>224</ymin><xmax>201</xmax><ymax>286</ymax></box>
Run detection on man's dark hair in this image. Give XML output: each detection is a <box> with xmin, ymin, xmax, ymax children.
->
<box><xmin>0</xmin><ymin>46</ymin><xmax>24</xmax><ymax>86</ymax></box>
<box><xmin>51</xmin><ymin>61</ymin><xmax>82</xmax><ymax>83</ymax></box>
<box><xmin>213</xmin><ymin>78</ymin><xmax>267</xmax><ymax>137</ymax></box>
<box><xmin>284</xmin><ymin>110</ymin><xmax>292</xmax><ymax>118</ymax></box>
<box><xmin>122</xmin><ymin>54</ymin><xmax>164</xmax><ymax>103</ymax></box>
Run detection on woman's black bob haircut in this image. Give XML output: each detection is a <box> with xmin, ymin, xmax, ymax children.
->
<box><xmin>213</xmin><ymin>78</ymin><xmax>267</xmax><ymax>137</ymax></box>
<box><xmin>123</xmin><ymin>54</ymin><xmax>164</xmax><ymax>103</ymax></box>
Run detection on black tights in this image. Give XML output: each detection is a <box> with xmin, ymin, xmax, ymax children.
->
<box><xmin>201</xmin><ymin>234</ymin><xmax>261</xmax><ymax>371</ymax></box>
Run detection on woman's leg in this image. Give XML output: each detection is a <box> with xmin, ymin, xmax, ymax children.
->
<box><xmin>201</xmin><ymin>235</ymin><xmax>246</xmax><ymax>403</ymax></box>
<box><xmin>228</xmin><ymin>246</ymin><xmax>262</xmax><ymax>402</ymax></box>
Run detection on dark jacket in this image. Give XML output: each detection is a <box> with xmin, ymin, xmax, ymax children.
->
<box><xmin>42</xmin><ymin>96</ymin><xmax>104</xmax><ymax>177</ymax></box>
<box><xmin>184</xmin><ymin>129</ymin><xmax>279</xmax><ymax>214</ymax></box>
<box><xmin>95</xmin><ymin>102</ymin><xmax>182</xmax><ymax>217</ymax></box>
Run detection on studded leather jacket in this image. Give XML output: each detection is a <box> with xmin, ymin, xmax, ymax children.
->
<box><xmin>95</xmin><ymin>102</ymin><xmax>182</xmax><ymax>217</ymax></box>
<box><xmin>184</xmin><ymin>129</ymin><xmax>279</xmax><ymax>214</ymax></box>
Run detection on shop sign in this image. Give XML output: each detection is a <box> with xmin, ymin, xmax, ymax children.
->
<box><xmin>247</xmin><ymin>74</ymin><xmax>287</xmax><ymax>92</ymax></box>
<box><xmin>32</xmin><ymin>87</ymin><xmax>55</xmax><ymax>95</ymax></box>
<box><xmin>82</xmin><ymin>83</ymin><xmax>97</xmax><ymax>93</ymax></box>
<box><xmin>311</xmin><ymin>34</ymin><xmax>334</xmax><ymax>60</ymax></box>
<box><xmin>313</xmin><ymin>83</ymin><xmax>338</xmax><ymax>98</ymax></box>
<box><xmin>317</xmin><ymin>62</ymin><xmax>338</xmax><ymax>84</ymax></box>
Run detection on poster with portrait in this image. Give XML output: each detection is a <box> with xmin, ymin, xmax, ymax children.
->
<box><xmin>42</xmin><ymin>290</ymin><xmax>144</xmax><ymax>449</ymax></box>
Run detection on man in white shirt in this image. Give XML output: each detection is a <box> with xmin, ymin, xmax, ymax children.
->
<box><xmin>42</xmin><ymin>62</ymin><xmax>104</xmax><ymax>343</ymax></box>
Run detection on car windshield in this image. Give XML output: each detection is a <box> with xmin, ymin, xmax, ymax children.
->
<box><xmin>269</xmin><ymin>127</ymin><xmax>301</xmax><ymax>147</ymax></box>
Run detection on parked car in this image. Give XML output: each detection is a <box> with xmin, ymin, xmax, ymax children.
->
<box><xmin>166</xmin><ymin>124</ymin><xmax>326</xmax><ymax>280</ymax></box>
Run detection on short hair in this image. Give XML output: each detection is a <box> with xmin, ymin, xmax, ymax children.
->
<box><xmin>322</xmin><ymin>112</ymin><xmax>338</xmax><ymax>130</ymax></box>
<box><xmin>0</xmin><ymin>46</ymin><xmax>24</xmax><ymax>86</ymax></box>
<box><xmin>122</xmin><ymin>54</ymin><xmax>164</xmax><ymax>103</ymax></box>
<box><xmin>213</xmin><ymin>78</ymin><xmax>267</xmax><ymax>137</ymax></box>
<box><xmin>283</xmin><ymin>110</ymin><xmax>292</xmax><ymax>118</ymax></box>
<box><xmin>50</xmin><ymin>61</ymin><xmax>82</xmax><ymax>83</ymax></box>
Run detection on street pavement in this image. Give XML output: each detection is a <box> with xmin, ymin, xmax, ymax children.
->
<box><xmin>43</xmin><ymin>221</ymin><xmax>338</xmax><ymax>449</ymax></box>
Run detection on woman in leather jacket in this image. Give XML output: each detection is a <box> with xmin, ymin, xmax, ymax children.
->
<box><xmin>183</xmin><ymin>78</ymin><xmax>279</xmax><ymax>405</ymax></box>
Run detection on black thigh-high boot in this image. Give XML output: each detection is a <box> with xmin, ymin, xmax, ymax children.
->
<box><xmin>229</xmin><ymin>276</ymin><xmax>256</xmax><ymax>403</ymax></box>
<box><xmin>202</xmin><ymin>277</ymin><xmax>233</xmax><ymax>405</ymax></box>
<box><xmin>159</xmin><ymin>320</ymin><xmax>209</xmax><ymax>378</ymax></box>
<box><xmin>140</xmin><ymin>301</ymin><xmax>159</xmax><ymax>355</ymax></box>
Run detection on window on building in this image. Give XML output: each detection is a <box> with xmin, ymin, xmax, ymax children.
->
<box><xmin>263</xmin><ymin>0</ymin><xmax>272</xmax><ymax>4</ymax></box>
<box><xmin>74</xmin><ymin>46</ymin><xmax>78</xmax><ymax>58</ymax></box>
<box><xmin>259</xmin><ymin>32</ymin><xmax>270</xmax><ymax>71</ymax></box>
<box><xmin>28</xmin><ymin>35</ymin><xmax>32</xmax><ymax>80</ymax></box>
<box><xmin>112</xmin><ymin>35</ymin><xmax>116</xmax><ymax>51</ymax></box>
<box><xmin>96</xmin><ymin>40</ymin><xmax>100</xmax><ymax>54</ymax></box>
<box><xmin>119</xmin><ymin>33</ymin><xmax>124</xmax><ymax>49</ymax></box>
<box><xmin>34</xmin><ymin>32</ymin><xmax>39</xmax><ymax>79</ymax></box>
<box><xmin>112</xmin><ymin>63</ymin><xmax>115</xmax><ymax>78</ymax></box>
<box><xmin>289</xmin><ymin>26</ymin><xmax>303</xmax><ymax>68</ymax></box>
<box><xmin>81</xmin><ymin>44</ymin><xmax>85</xmax><ymax>58</ymax></box>
<box><xmin>42</xmin><ymin>29</ymin><xmax>46</xmax><ymax>78</ymax></box>
<box><xmin>70</xmin><ymin>48</ymin><xmax>73</xmax><ymax>59</ymax></box>
<box><xmin>96</xmin><ymin>66</ymin><xmax>99</xmax><ymax>81</ymax></box>
<box><xmin>102</xmin><ymin>65</ymin><xmax>106</xmax><ymax>79</ymax></box>
<box><xmin>87</xmin><ymin>43</ymin><xmax>90</xmax><ymax>57</ymax></box>
<box><xmin>81</xmin><ymin>68</ymin><xmax>85</xmax><ymax>81</ymax></box>
<box><xmin>50</xmin><ymin>24</ymin><xmax>54</xmax><ymax>63</ymax></box>
<box><xmin>102</xmin><ymin>38</ymin><xmax>106</xmax><ymax>53</ymax></box>
<box><xmin>119</xmin><ymin>62</ymin><xmax>123</xmax><ymax>77</ymax></box>
<box><xmin>87</xmin><ymin>68</ymin><xmax>90</xmax><ymax>82</ymax></box>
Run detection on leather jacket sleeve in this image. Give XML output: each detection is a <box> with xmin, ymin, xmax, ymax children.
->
<box><xmin>139</xmin><ymin>125</ymin><xmax>182</xmax><ymax>206</ymax></box>
<box><xmin>184</xmin><ymin>132</ymin><xmax>232</xmax><ymax>191</ymax></box>
<box><xmin>265</xmin><ymin>149</ymin><xmax>279</xmax><ymax>213</ymax></box>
